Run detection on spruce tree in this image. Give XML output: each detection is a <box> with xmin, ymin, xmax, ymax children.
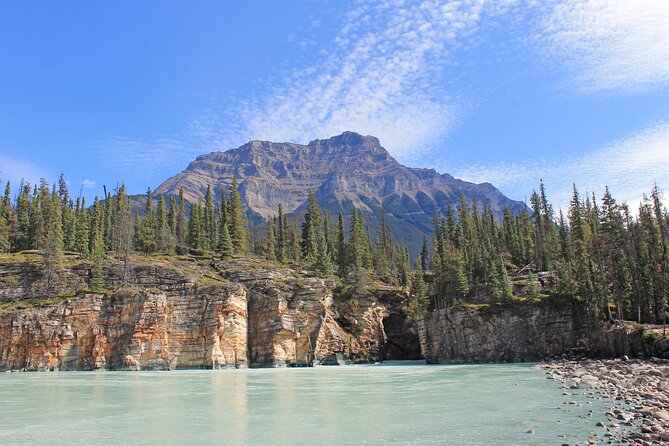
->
<box><xmin>43</xmin><ymin>189</ymin><xmax>64</xmax><ymax>293</ymax></box>
<box><xmin>264</xmin><ymin>218</ymin><xmax>277</xmax><ymax>261</ymax></box>
<box><xmin>175</xmin><ymin>188</ymin><xmax>187</xmax><ymax>254</ymax></box>
<box><xmin>89</xmin><ymin>196</ymin><xmax>105</xmax><ymax>290</ymax></box>
<box><xmin>156</xmin><ymin>196</ymin><xmax>173</xmax><ymax>254</ymax></box>
<box><xmin>228</xmin><ymin>178</ymin><xmax>248</xmax><ymax>254</ymax></box>
<box><xmin>0</xmin><ymin>182</ymin><xmax>9</xmax><ymax>252</ymax></box>
<box><xmin>112</xmin><ymin>184</ymin><xmax>133</xmax><ymax>287</ymax></box>
<box><xmin>188</xmin><ymin>203</ymin><xmax>204</xmax><ymax>253</ymax></box>
<box><xmin>138</xmin><ymin>188</ymin><xmax>157</xmax><ymax>254</ymax></box>
<box><xmin>276</xmin><ymin>203</ymin><xmax>288</xmax><ymax>262</ymax></box>
<box><xmin>301</xmin><ymin>191</ymin><xmax>321</xmax><ymax>261</ymax></box>
<box><xmin>335</xmin><ymin>212</ymin><xmax>348</xmax><ymax>278</ymax></box>
<box><xmin>218</xmin><ymin>223</ymin><xmax>234</xmax><ymax>260</ymax></box>
<box><xmin>204</xmin><ymin>185</ymin><xmax>216</xmax><ymax>250</ymax></box>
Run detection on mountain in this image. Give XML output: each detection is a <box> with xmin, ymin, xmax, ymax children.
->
<box><xmin>155</xmin><ymin>131</ymin><xmax>527</xmax><ymax>254</ymax></box>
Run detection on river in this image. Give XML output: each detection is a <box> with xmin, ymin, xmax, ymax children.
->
<box><xmin>0</xmin><ymin>361</ymin><xmax>611</xmax><ymax>445</ymax></box>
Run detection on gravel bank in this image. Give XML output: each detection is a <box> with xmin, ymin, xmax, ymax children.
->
<box><xmin>539</xmin><ymin>358</ymin><xmax>669</xmax><ymax>445</ymax></box>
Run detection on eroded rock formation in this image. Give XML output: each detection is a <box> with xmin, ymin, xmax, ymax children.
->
<box><xmin>0</xmin><ymin>257</ymin><xmax>416</xmax><ymax>371</ymax></box>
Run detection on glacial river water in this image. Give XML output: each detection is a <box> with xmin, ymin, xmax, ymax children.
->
<box><xmin>0</xmin><ymin>361</ymin><xmax>613</xmax><ymax>445</ymax></box>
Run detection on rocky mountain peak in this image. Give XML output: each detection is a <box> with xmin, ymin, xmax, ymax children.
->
<box><xmin>154</xmin><ymin>132</ymin><xmax>527</xmax><ymax>255</ymax></box>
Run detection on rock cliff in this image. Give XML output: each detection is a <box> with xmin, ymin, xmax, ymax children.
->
<box><xmin>417</xmin><ymin>297</ymin><xmax>669</xmax><ymax>364</ymax></box>
<box><xmin>417</xmin><ymin>299</ymin><xmax>585</xmax><ymax>363</ymax></box>
<box><xmin>0</xmin><ymin>255</ymin><xmax>416</xmax><ymax>371</ymax></box>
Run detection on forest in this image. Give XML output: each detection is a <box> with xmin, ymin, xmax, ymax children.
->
<box><xmin>0</xmin><ymin>174</ymin><xmax>667</xmax><ymax>327</ymax></box>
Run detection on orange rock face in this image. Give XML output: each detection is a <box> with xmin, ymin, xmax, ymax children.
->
<box><xmin>0</xmin><ymin>260</ymin><xmax>408</xmax><ymax>370</ymax></box>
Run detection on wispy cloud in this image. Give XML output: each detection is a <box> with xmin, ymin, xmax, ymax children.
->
<box><xmin>452</xmin><ymin>121</ymin><xmax>669</xmax><ymax>210</ymax></box>
<box><xmin>81</xmin><ymin>179</ymin><xmax>96</xmax><ymax>188</ymax></box>
<box><xmin>237</xmin><ymin>0</ymin><xmax>498</xmax><ymax>157</ymax></box>
<box><xmin>0</xmin><ymin>154</ymin><xmax>50</xmax><ymax>189</ymax></box>
<box><xmin>95</xmin><ymin>136</ymin><xmax>199</xmax><ymax>180</ymax></box>
<box><xmin>536</xmin><ymin>0</ymin><xmax>669</xmax><ymax>93</ymax></box>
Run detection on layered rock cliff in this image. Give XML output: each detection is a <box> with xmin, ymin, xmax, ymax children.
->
<box><xmin>417</xmin><ymin>297</ymin><xmax>669</xmax><ymax>364</ymax></box>
<box><xmin>417</xmin><ymin>299</ymin><xmax>586</xmax><ymax>363</ymax></box>
<box><xmin>0</xmin><ymin>255</ymin><xmax>415</xmax><ymax>371</ymax></box>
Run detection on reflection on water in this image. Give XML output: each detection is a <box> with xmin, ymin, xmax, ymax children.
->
<box><xmin>0</xmin><ymin>362</ymin><xmax>609</xmax><ymax>445</ymax></box>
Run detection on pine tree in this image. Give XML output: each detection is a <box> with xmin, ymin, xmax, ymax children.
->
<box><xmin>175</xmin><ymin>188</ymin><xmax>187</xmax><ymax>254</ymax></box>
<box><xmin>74</xmin><ymin>197</ymin><xmax>90</xmax><ymax>256</ymax></box>
<box><xmin>218</xmin><ymin>223</ymin><xmax>233</xmax><ymax>260</ymax></box>
<box><xmin>156</xmin><ymin>196</ymin><xmax>173</xmax><ymax>254</ymax></box>
<box><xmin>374</xmin><ymin>202</ymin><xmax>393</xmax><ymax>281</ymax></box>
<box><xmin>600</xmin><ymin>187</ymin><xmax>631</xmax><ymax>319</ymax></box>
<box><xmin>43</xmin><ymin>189</ymin><xmax>64</xmax><ymax>293</ymax></box>
<box><xmin>276</xmin><ymin>203</ymin><xmax>288</xmax><ymax>263</ymax></box>
<box><xmin>0</xmin><ymin>182</ymin><xmax>10</xmax><ymax>252</ymax></box>
<box><xmin>203</xmin><ymin>185</ymin><xmax>216</xmax><ymax>251</ymax></box>
<box><xmin>89</xmin><ymin>196</ymin><xmax>105</xmax><ymax>290</ymax></box>
<box><xmin>335</xmin><ymin>212</ymin><xmax>348</xmax><ymax>279</ymax></box>
<box><xmin>406</xmin><ymin>259</ymin><xmax>428</xmax><ymax>321</ymax></box>
<box><xmin>396</xmin><ymin>244</ymin><xmax>411</xmax><ymax>288</ymax></box>
<box><xmin>313</xmin><ymin>231</ymin><xmax>332</xmax><ymax>276</ymax></box>
<box><xmin>264</xmin><ymin>218</ymin><xmax>276</xmax><ymax>261</ymax></box>
<box><xmin>188</xmin><ymin>202</ymin><xmax>204</xmax><ymax>253</ymax></box>
<box><xmin>569</xmin><ymin>185</ymin><xmax>597</xmax><ymax>328</ymax></box>
<box><xmin>138</xmin><ymin>188</ymin><xmax>157</xmax><ymax>254</ymax></box>
<box><xmin>228</xmin><ymin>178</ymin><xmax>248</xmax><ymax>254</ymax></box>
<box><xmin>301</xmin><ymin>191</ymin><xmax>322</xmax><ymax>261</ymax></box>
<box><xmin>112</xmin><ymin>184</ymin><xmax>133</xmax><ymax>288</ymax></box>
<box><xmin>420</xmin><ymin>236</ymin><xmax>428</xmax><ymax>271</ymax></box>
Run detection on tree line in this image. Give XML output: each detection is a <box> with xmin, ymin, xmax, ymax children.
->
<box><xmin>0</xmin><ymin>174</ymin><xmax>667</xmax><ymax>326</ymax></box>
<box><xmin>427</xmin><ymin>182</ymin><xmax>669</xmax><ymax>327</ymax></box>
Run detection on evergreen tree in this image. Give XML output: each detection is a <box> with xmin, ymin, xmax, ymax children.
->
<box><xmin>374</xmin><ymin>202</ymin><xmax>393</xmax><ymax>281</ymax></box>
<box><xmin>600</xmin><ymin>187</ymin><xmax>631</xmax><ymax>319</ymax></box>
<box><xmin>43</xmin><ymin>189</ymin><xmax>64</xmax><ymax>293</ymax></box>
<box><xmin>156</xmin><ymin>196</ymin><xmax>174</xmax><ymax>254</ymax></box>
<box><xmin>264</xmin><ymin>217</ymin><xmax>277</xmax><ymax>261</ymax></box>
<box><xmin>74</xmin><ymin>197</ymin><xmax>90</xmax><ymax>256</ymax></box>
<box><xmin>300</xmin><ymin>191</ymin><xmax>322</xmax><ymax>261</ymax></box>
<box><xmin>218</xmin><ymin>223</ymin><xmax>233</xmax><ymax>260</ymax></box>
<box><xmin>420</xmin><ymin>236</ymin><xmax>428</xmax><ymax>271</ymax></box>
<box><xmin>112</xmin><ymin>184</ymin><xmax>133</xmax><ymax>287</ymax></box>
<box><xmin>175</xmin><ymin>188</ymin><xmax>187</xmax><ymax>254</ymax></box>
<box><xmin>0</xmin><ymin>182</ymin><xmax>10</xmax><ymax>252</ymax></box>
<box><xmin>335</xmin><ymin>212</ymin><xmax>348</xmax><ymax>278</ymax></box>
<box><xmin>138</xmin><ymin>188</ymin><xmax>157</xmax><ymax>254</ymax></box>
<box><xmin>313</xmin><ymin>230</ymin><xmax>332</xmax><ymax>276</ymax></box>
<box><xmin>188</xmin><ymin>202</ymin><xmax>204</xmax><ymax>253</ymax></box>
<box><xmin>228</xmin><ymin>178</ymin><xmax>248</xmax><ymax>254</ymax></box>
<box><xmin>276</xmin><ymin>203</ymin><xmax>288</xmax><ymax>263</ymax></box>
<box><xmin>203</xmin><ymin>185</ymin><xmax>216</xmax><ymax>250</ymax></box>
<box><xmin>89</xmin><ymin>196</ymin><xmax>105</xmax><ymax>290</ymax></box>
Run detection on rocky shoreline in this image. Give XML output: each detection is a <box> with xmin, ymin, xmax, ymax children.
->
<box><xmin>539</xmin><ymin>358</ymin><xmax>669</xmax><ymax>445</ymax></box>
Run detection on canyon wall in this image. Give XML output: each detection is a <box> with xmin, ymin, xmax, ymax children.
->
<box><xmin>0</xmin><ymin>257</ymin><xmax>413</xmax><ymax>371</ymax></box>
<box><xmin>417</xmin><ymin>299</ymin><xmax>585</xmax><ymax>363</ymax></box>
<box><xmin>417</xmin><ymin>297</ymin><xmax>669</xmax><ymax>364</ymax></box>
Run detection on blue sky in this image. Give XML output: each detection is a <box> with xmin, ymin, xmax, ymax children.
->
<box><xmin>1</xmin><ymin>0</ymin><xmax>668</xmax><ymax>210</ymax></box>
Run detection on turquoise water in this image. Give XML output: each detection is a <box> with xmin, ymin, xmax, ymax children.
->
<box><xmin>0</xmin><ymin>362</ymin><xmax>609</xmax><ymax>445</ymax></box>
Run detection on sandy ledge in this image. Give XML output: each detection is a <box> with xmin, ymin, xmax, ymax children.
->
<box><xmin>538</xmin><ymin>358</ymin><xmax>669</xmax><ymax>445</ymax></box>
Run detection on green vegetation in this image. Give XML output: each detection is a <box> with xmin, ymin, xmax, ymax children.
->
<box><xmin>0</xmin><ymin>174</ymin><xmax>667</xmax><ymax>330</ymax></box>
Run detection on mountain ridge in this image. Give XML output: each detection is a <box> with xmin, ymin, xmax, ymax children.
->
<box><xmin>154</xmin><ymin>131</ymin><xmax>527</xmax><ymax>254</ymax></box>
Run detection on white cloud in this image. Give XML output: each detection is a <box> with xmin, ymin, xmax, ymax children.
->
<box><xmin>452</xmin><ymin>122</ymin><xmax>669</xmax><ymax>210</ymax></box>
<box><xmin>236</xmin><ymin>0</ymin><xmax>497</xmax><ymax>157</ymax></box>
<box><xmin>0</xmin><ymin>154</ymin><xmax>50</xmax><ymax>189</ymax></box>
<box><xmin>95</xmin><ymin>136</ymin><xmax>199</xmax><ymax>181</ymax></box>
<box><xmin>81</xmin><ymin>179</ymin><xmax>96</xmax><ymax>188</ymax></box>
<box><xmin>537</xmin><ymin>0</ymin><xmax>669</xmax><ymax>92</ymax></box>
